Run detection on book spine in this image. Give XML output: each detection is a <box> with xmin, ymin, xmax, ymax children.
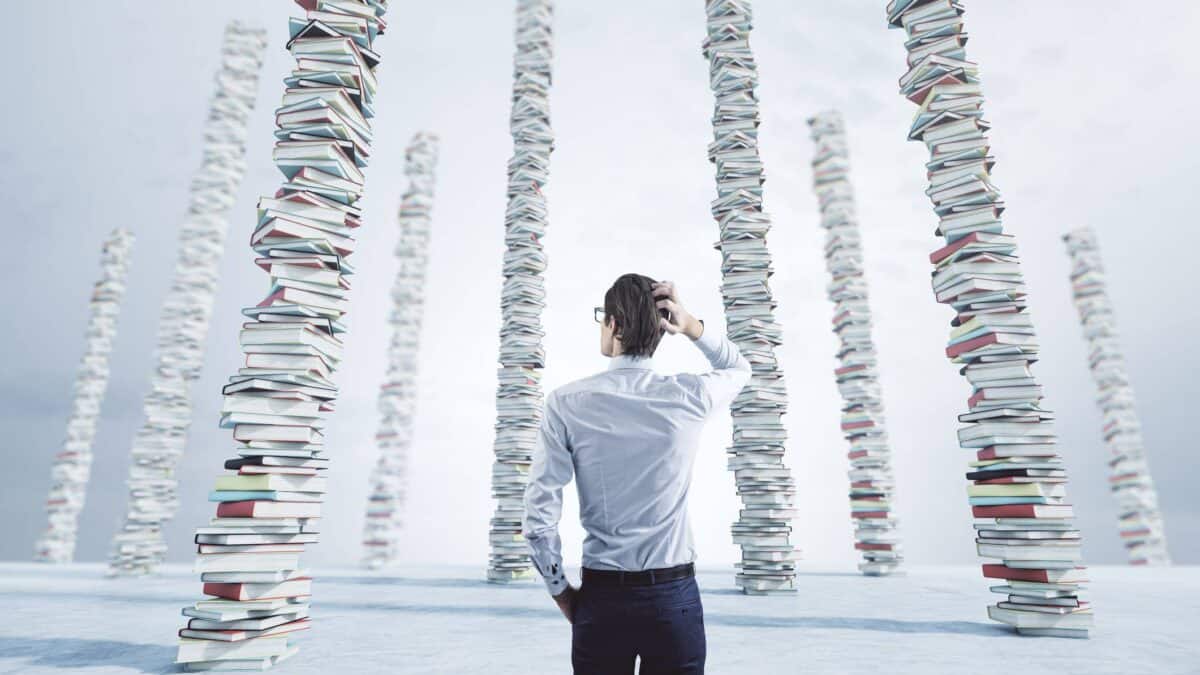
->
<box><xmin>1062</xmin><ymin>228</ymin><xmax>1171</xmax><ymax>565</ymax></box>
<box><xmin>807</xmin><ymin>110</ymin><xmax>903</xmax><ymax>576</ymax></box>
<box><xmin>360</xmin><ymin>132</ymin><xmax>439</xmax><ymax>569</ymax></box>
<box><xmin>33</xmin><ymin>228</ymin><xmax>135</xmax><ymax>563</ymax></box>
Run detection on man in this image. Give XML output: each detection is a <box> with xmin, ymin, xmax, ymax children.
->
<box><xmin>523</xmin><ymin>273</ymin><xmax>751</xmax><ymax>674</ymax></box>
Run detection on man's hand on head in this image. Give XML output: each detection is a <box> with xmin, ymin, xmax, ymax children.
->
<box><xmin>553</xmin><ymin>585</ymin><xmax>578</xmax><ymax>624</ymax></box>
<box><xmin>653</xmin><ymin>281</ymin><xmax>704</xmax><ymax>340</ymax></box>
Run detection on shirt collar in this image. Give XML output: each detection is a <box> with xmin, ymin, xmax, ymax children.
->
<box><xmin>607</xmin><ymin>353</ymin><xmax>656</xmax><ymax>372</ymax></box>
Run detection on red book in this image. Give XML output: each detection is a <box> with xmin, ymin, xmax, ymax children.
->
<box><xmin>981</xmin><ymin>564</ymin><xmax>1087</xmax><ymax>584</ymax></box>
<box><xmin>834</xmin><ymin>364</ymin><xmax>867</xmax><ymax>377</ymax></box>
<box><xmin>946</xmin><ymin>333</ymin><xmax>999</xmax><ymax>359</ymax></box>
<box><xmin>203</xmin><ymin>578</ymin><xmax>312</xmax><ymax>601</ymax></box>
<box><xmin>972</xmin><ymin>504</ymin><xmax>1074</xmax><ymax>519</ymax></box>
<box><xmin>854</xmin><ymin>543</ymin><xmax>894</xmax><ymax>551</ymax></box>
<box><xmin>907</xmin><ymin>72</ymin><xmax>969</xmax><ymax>104</ymax></box>
<box><xmin>217</xmin><ymin>501</ymin><xmax>322</xmax><ymax>519</ymax></box>
<box><xmin>930</xmin><ymin>231</ymin><xmax>986</xmax><ymax>264</ymax></box>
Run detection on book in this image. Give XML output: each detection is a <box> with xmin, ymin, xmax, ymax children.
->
<box><xmin>175</xmin><ymin>2</ymin><xmax>389</xmax><ymax>669</ymax></box>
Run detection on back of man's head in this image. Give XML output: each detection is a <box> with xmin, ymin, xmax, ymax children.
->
<box><xmin>604</xmin><ymin>273</ymin><xmax>665</xmax><ymax>358</ymax></box>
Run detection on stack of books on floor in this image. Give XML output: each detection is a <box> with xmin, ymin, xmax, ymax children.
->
<box><xmin>703</xmin><ymin>0</ymin><xmax>799</xmax><ymax>595</ymax></box>
<box><xmin>1063</xmin><ymin>227</ymin><xmax>1170</xmax><ymax>566</ymax></box>
<box><xmin>175</xmin><ymin>0</ymin><xmax>388</xmax><ymax>670</ymax></box>
<box><xmin>34</xmin><ymin>228</ymin><xmax>135</xmax><ymax>563</ymax></box>
<box><xmin>807</xmin><ymin>110</ymin><xmax>903</xmax><ymax>576</ymax></box>
<box><xmin>488</xmin><ymin>0</ymin><xmax>554</xmax><ymax>584</ymax></box>
<box><xmin>109</xmin><ymin>21</ymin><xmax>269</xmax><ymax>578</ymax></box>
<box><xmin>362</xmin><ymin>131</ymin><xmax>439</xmax><ymax>569</ymax></box>
<box><xmin>886</xmin><ymin>0</ymin><xmax>1093</xmax><ymax>636</ymax></box>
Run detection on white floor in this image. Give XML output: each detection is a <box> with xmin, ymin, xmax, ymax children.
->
<box><xmin>0</xmin><ymin>562</ymin><xmax>1195</xmax><ymax>674</ymax></box>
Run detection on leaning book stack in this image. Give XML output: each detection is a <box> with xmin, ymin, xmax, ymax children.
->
<box><xmin>362</xmin><ymin>131</ymin><xmax>439</xmax><ymax>569</ymax></box>
<box><xmin>702</xmin><ymin>0</ymin><xmax>799</xmax><ymax>595</ymax></box>
<box><xmin>1063</xmin><ymin>227</ymin><xmax>1169</xmax><ymax>566</ymax></box>
<box><xmin>807</xmin><ymin>110</ymin><xmax>903</xmax><ymax>576</ymax></box>
<box><xmin>175</xmin><ymin>0</ymin><xmax>388</xmax><ymax>670</ymax></box>
<box><xmin>488</xmin><ymin>0</ymin><xmax>555</xmax><ymax>584</ymax></box>
<box><xmin>886</xmin><ymin>0</ymin><xmax>1092</xmax><ymax>636</ymax></box>
<box><xmin>35</xmin><ymin>228</ymin><xmax>135</xmax><ymax>563</ymax></box>
<box><xmin>109</xmin><ymin>21</ymin><xmax>269</xmax><ymax>577</ymax></box>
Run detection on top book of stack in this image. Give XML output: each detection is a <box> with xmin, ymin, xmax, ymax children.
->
<box><xmin>887</xmin><ymin>0</ymin><xmax>1092</xmax><ymax>637</ymax></box>
<box><xmin>174</xmin><ymin>1</ymin><xmax>388</xmax><ymax>671</ymax></box>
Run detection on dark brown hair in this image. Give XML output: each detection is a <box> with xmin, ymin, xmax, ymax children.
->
<box><xmin>603</xmin><ymin>273</ymin><xmax>666</xmax><ymax>358</ymax></box>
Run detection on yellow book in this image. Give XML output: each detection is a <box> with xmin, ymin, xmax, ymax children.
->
<box><xmin>213</xmin><ymin>474</ymin><xmax>326</xmax><ymax>492</ymax></box>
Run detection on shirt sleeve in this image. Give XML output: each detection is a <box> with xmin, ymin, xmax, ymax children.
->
<box><xmin>689</xmin><ymin>321</ymin><xmax>753</xmax><ymax>414</ymax></box>
<box><xmin>522</xmin><ymin>390</ymin><xmax>573</xmax><ymax>596</ymax></box>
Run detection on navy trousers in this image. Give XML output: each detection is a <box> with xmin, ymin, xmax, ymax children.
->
<box><xmin>571</xmin><ymin>576</ymin><xmax>706</xmax><ymax>674</ymax></box>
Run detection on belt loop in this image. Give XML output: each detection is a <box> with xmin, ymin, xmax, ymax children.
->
<box><xmin>649</xmin><ymin>570</ymin><xmax>656</xmax><ymax>585</ymax></box>
<box><xmin>618</xmin><ymin>571</ymin><xmax>625</xmax><ymax>586</ymax></box>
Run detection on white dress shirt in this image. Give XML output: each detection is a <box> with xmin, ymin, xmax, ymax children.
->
<box><xmin>523</xmin><ymin>326</ymin><xmax>752</xmax><ymax>595</ymax></box>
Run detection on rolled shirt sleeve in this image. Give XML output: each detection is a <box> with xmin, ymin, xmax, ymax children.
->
<box><xmin>523</xmin><ymin>390</ymin><xmax>573</xmax><ymax>596</ymax></box>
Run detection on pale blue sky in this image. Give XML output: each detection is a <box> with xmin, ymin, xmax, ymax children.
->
<box><xmin>1</xmin><ymin>1</ymin><xmax>1197</xmax><ymax>569</ymax></box>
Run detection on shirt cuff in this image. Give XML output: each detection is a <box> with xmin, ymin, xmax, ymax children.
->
<box><xmin>692</xmin><ymin>320</ymin><xmax>722</xmax><ymax>353</ymax></box>
<box><xmin>541</xmin><ymin>562</ymin><xmax>569</xmax><ymax>596</ymax></box>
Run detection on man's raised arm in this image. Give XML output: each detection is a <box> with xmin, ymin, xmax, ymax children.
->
<box><xmin>654</xmin><ymin>281</ymin><xmax>752</xmax><ymax>414</ymax></box>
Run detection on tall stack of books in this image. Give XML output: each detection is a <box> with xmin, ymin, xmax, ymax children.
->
<box><xmin>886</xmin><ymin>0</ymin><xmax>1093</xmax><ymax>637</ymax></box>
<box><xmin>362</xmin><ymin>131</ymin><xmax>439</xmax><ymax>569</ymax></box>
<box><xmin>108</xmin><ymin>22</ymin><xmax>269</xmax><ymax>578</ymax></box>
<box><xmin>488</xmin><ymin>0</ymin><xmax>554</xmax><ymax>584</ymax></box>
<box><xmin>174</xmin><ymin>1</ymin><xmax>388</xmax><ymax>670</ymax></box>
<box><xmin>1063</xmin><ymin>227</ymin><xmax>1170</xmax><ymax>566</ymax></box>
<box><xmin>807</xmin><ymin>110</ymin><xmax>903</xmax><ymax>576</ymax></box>
<box><xmin>702</xmin><ymin>0</ymin><xmax>799</xmax><ymax>595</ymax></box>
<box><xmin>34</xmin><ymin>228</ymin><xmax>135</xmax><ymax>563</ymax></box>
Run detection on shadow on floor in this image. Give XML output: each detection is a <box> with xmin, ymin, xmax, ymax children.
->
<box><xmin>0</xmin><ymin>635</ymin><xmax>175</xmax><ymax>673</ymax></box>
<box><xmin>328</xmin><ymin>576</ymin><xmax>507</xmax><ymax>590</ymax></box>
<box><xmin>316</xmin><ymin>600</ymin><xmax>1005</xmax><ymax>637</ymax></box>
<box><xmin>704</xmin><ymin>613</ymin><xmax>1006</xmax><ymax>636</ymax></box>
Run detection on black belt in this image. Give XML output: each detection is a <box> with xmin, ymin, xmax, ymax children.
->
<box><xmin>582</xmin><ymin>563</ymin><xmax>694</xmax><ymax>587</ymax></box>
